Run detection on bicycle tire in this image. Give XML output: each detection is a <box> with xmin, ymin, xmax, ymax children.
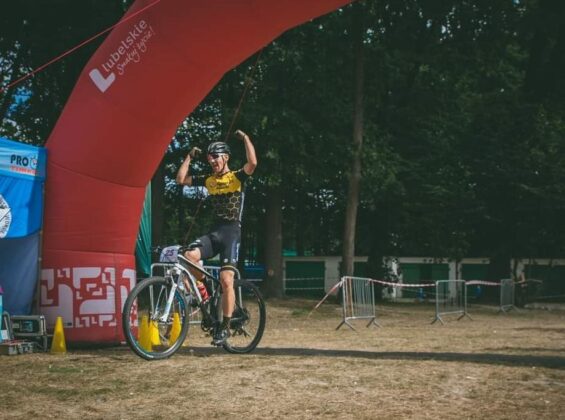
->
<box><xmin>122</xmin><ymin>276</ymin><xmax>190</xmax><ymax>360</ymax></box>
<box><xmin>223</xmin><ymin>279</ymin><xmax>266</xmax><ymax>354</ymax></box>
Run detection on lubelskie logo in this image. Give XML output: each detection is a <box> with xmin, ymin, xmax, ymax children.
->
<box><xmin>89</xmin><ymin>69</ymin><xmax>115</xmax><ymax>93</ymax></box>
<box><xmin>89</xmin><ymin>19</ymin><xmax>156</xmax><ymax>93</ymax></box>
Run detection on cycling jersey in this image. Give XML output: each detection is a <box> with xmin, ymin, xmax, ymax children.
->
<box><xmin>192</xmin><ymin>169</ymin><xmax>249</xmax><ymax>222</ymax></box>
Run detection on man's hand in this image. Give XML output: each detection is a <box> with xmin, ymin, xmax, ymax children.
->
<box><xmin>189</xmin><ymin>147</ymin><xmax>202</xmax><ymax>158</ymax></box>
<box><xmin>234</xmin><ymin>130</ymin><xmax>247</xmax><ymax>141</ymax></box>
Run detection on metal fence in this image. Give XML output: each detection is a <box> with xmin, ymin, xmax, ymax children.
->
<box><xmin>336</xmin><ymin>276</ymin><xmax>380</xmax><ymax>330</ymax></box>
<box><xmin>499</xmin><ymin>278</ymin><xmax>516</xmax><ymax>313</ymax></box>
<box><xmin>431</xmin><ymin>280</ymin><xmax>472</xmax><ymax>325</ymax></box>
<box><xmin>149</xmin><ymin>262</ymin><xmax>175</xmax><ymax>278</ymax></box>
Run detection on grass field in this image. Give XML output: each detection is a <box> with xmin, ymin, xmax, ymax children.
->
<box><xmin>1</xmin><ymin>299</ymin><xmax>564</xmax><ymax>419</ymax></box>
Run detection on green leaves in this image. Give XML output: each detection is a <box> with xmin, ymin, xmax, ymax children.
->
<box><xmin>2</xmin><ymin>0</ymin><xmax>565</xmax><ymax>262</ymax></box>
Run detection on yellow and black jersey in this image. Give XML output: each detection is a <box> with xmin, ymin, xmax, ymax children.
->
<box><xmin>192</xmin><ymin>169</ymin><xmax>250</xmax><ymax>222</ymax></box>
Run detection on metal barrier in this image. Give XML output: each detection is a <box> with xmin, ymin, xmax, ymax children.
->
<box><xmin>336</xmin><ymin>276</ymin><xmax>380</xmax><ymax>331</ymax></box>
<box><xmin>150</xmin><ymin>262</ymin><xmax>174</xmax><ymax>277</ymax></box>
<box><xmin>432</xmin><ymin>280</ymin><xmax>472</xmax><ymax>325</ymax></box>
<box><xmin>499</xmin><ymin>278</ymin><xmax>516</xmax><ymax>313</ymax></box>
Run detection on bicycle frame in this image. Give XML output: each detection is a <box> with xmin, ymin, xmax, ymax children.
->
<box><xmin>123</xmin><ymin>251</ymin><xmax>265</xmax><ymax>359</ymax></box>
<box><xmin>157</xmin><ymin>254</ymin><xmax>240</xmax><ymax>324</ymax></box>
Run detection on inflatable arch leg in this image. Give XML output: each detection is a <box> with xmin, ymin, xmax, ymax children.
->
<box><xmin>41</xmin><ymin>0</ymin><xmax>352</xmax><ymax>343</ymax></box>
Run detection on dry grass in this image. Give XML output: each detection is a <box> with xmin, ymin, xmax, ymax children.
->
<box><xmin>1</xmin><ymin>299</ymin><xmax>564</xmax><ymax>419</ymax></box>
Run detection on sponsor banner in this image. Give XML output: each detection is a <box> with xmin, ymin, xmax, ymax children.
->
<box><xmin>40</xmin><ymin>250</ymin><xmax>136</xmax><ymax>343</ymax></box>
<box><xmin>0</xmin><ymin>177</ymin><xmax>43</xmax><ymax>238</ymax></box>
<box><xmin>0</xmin><ymin>137</ymin><xmax>47</xmax><ymax>181</ymax></box>
<box><xmin>0</xmin><ymin>137</ymin><xmax>46</xmax><ymax>238</ymax></box>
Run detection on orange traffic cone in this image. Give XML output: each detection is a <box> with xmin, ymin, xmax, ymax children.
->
<box><xmin>50</xmin><ymin>316</ymin><xmax>67</xmax><ymax>354</ymax></box>
<box><xmin>169</xmin><ymin>312</ymin><xmax>182</xmax><ymax>344</ymax></box>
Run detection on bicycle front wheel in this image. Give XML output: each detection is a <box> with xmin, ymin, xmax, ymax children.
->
<box><xmin>122</xmin><ymin>276</ymin><xmax>190</xmax><ymax>360</ymax></box>
<box><xmin>223</xmin><ymin>279</ymin><xmax>266</xmax><ymax>354</ymax></box>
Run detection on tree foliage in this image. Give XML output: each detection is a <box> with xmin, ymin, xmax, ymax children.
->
<box><xmin>2</xmin><ymin>0</ymin><xmax>565</xmax><ymax>291</ymax></box>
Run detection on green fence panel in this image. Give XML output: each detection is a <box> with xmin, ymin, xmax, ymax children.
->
<box><xmin>461</xmin><ymin>264</ymin><xmax>489</xmax><ymax>280</ymax></box>
<box><xmin>285</xmin><ymin>261</ymin><xmax>325</xmax><ymax>297</ymax></box>
<box><xmin>525</xmin><ymin>265</ymin><xmax>565</xmax><ymax>296</ymax></box>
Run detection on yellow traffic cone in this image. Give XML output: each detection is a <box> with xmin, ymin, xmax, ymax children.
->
<box><xmin>169</xmin><ymin>312</ymin><xmax>182</xmax><ymax>344</ymax></box>
<box><xmin>139</xmin><ymin>315</ymin><xmax>152</xmax><ymax>352</ymax></box>
<box><xmin>150</xmin><ymin>320</ymin><xmax>161</xmax><ymax>346</ymax></box>
<box><xmin>50</xmin><ymin>316</ymin><xmax>67</xmax><ymax>354</ymax></box>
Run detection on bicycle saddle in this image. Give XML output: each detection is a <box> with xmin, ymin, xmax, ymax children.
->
<box><xmin>181</xmin><ymin>240</ymin><xmax>203</xmax><ymax>253</ymax></box>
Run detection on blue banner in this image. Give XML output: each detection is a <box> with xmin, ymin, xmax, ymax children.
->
<box><xmin>0</xmin><ymin>137</ymin><xmax>46</xmax><ymax>314</ymax></box>
<box><xmin>0</xmin><ymin>136</ymin><xmax>46</xmax><ymax>181</ymax></box>
<box><xmin>0</xmin><ymin>137</ymin><xmax>46</xmax><ymax>238</ymax></box>
<box><xmin>0</xmin><ymin>232</ymin><xmax>40</xmax><ymax>315</ymax></box>
<box><xmin>0</xmin><ymin>176</ymin><xmax>44</xmax><ymax>238</ymax></box>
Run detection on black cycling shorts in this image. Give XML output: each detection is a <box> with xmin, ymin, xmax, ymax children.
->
<box><xmin>194</xmin><ymin>222</ymin><xmax>241</xmax><ymax>270</ymax></box>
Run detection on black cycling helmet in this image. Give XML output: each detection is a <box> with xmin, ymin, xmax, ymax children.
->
<box><xmin>207</xmin><ymin>141</ymin><xmax>231</xmax><ymax>156</ymax></box>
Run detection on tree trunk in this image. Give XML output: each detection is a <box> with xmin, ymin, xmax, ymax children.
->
<box><xmin>341</xmin><ymin>8</ymin><xmax>364</xmax><ymax>277</ymax></box>
<box><xmin>486</xmin><ymin>253</ymin><xmax>511</xmax><ymax>303</ymax></box>
<box><xmin>295</xmin><ymin>194</ymin><xmax>305</xmax><ymax>256</ymax></box>
<box><xmin>366</xmin><ymin>226</ymin><xmax>387</xmax><ymax>301</ymax></box>
<box><xmin>263</xmin><ymin>187</ymin><xmax>284</xmax><ymax>298</ymax></box>
<box><xmin>487</xmin><ymin>254</ymin><xmax>511</xmax><ymax>281</ymax></box>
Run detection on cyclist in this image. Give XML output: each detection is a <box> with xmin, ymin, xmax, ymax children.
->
<box><xmin>176</xmin><ymin>129</ymin><xmax>257</xmax><ymax>345</ymax></box>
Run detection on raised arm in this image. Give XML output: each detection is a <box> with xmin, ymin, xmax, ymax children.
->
<box><xmin>176</xmin><ymin>147</ymin><xmax>201</xmax><ymax>185</ymax></box>
<box><xmin>235</xmin><ymin>130</ymin><xmax>257</xmax><ymax>175</ymax></box>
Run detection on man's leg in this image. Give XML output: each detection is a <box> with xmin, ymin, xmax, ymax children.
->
<box><xmin>183</xmin><ymin>235</ymin><xmax>214</xmax><ymax>282</ymax></box>
<box><xmin>184</xmin><ymin>248</ymin><xmax>204</xmax><ymax>280</ymax></box>
<box><xmin>212</xmin><ymin>268</ymin><xmax>235</xmax><ymax>345</ymax></box>
<box><xmin>220</xmin><ymin>268</ymin><xmax>235</xmax><ymax>317</ymax></box>
<box><xmin>212</xmin><ymin>223</ymin><xmax>240</xmax><ymax>345</ymax></box>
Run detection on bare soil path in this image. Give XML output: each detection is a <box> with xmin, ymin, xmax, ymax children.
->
<box><xmin>1</xmin><ymin>299</ymin><xmax>564</xmax><ymax>419</ymax></box>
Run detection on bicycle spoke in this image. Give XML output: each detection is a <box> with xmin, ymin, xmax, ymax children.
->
<box><xmin>222</xmin><ymin>279</ymin><xmax>266</xmax><ymax>354</ymax></box>
<box><xmin>122</xmin><ymin>277</ymin><xmax>190</xmax><ymax>360</ymax></box>
<box><xmin>232</xmin><ymin>327</ymin><xmax>251</xmax><ymax>338</ymax></box>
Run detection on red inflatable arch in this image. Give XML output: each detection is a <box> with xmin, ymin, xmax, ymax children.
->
<box><xmin>40</xmin><ymin>0</ymin><xmax>352</xmax><ymax>343</ymax></box>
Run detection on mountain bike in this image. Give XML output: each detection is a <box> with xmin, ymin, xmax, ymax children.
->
<box><xmin>122</xmin><ymin>245</ymin><xmax>266</xmax><ymax>360</ymax></box>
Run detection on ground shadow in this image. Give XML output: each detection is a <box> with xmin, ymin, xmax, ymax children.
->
<box><xmin>513</xmin><ymin>327</ymin><xmax>565</xmax><ymax>334</ymax></box>
<box><xmin>174</xmin><ymin>346</ymin><xmax>565</xmax><ymax>370</ymax></box>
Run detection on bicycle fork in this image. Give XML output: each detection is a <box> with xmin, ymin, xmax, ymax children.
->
<box><xmin>159</xmin><ymin>281</ymin><xmax>179</xmax><ymax>323</ymax></box>
<box><xmin>158</xmin><ymin>269</ymin><xmax>209</xmax><ymax>323</ymax></box>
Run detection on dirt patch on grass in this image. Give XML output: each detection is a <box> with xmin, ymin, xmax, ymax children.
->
<box><xmin>1</xmin><ymin>300</ymin><xmax>564</xmax><ymax>419</ymax></box>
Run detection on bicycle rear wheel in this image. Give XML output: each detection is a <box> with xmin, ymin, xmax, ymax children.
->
<box><xmin>122</xmin><ymin>276</ymin><xmax>190</xmax><ymax>360</ymax></box>
<box><xmin>223</xmin><ymin>279</ymin><xmax>266</xmax><ymax>354</ymax></box>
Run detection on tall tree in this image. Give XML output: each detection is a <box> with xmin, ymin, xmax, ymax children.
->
<box><xmin>341</xmin><ymin>3</ymin><xmax>365</xmax><ymax>277</ymax></box>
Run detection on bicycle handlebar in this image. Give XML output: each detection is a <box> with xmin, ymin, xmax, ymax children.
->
<box><xmin>150</xmin><ymin>242</ymin><xmax>203</xmax><ymax>256</ymax></box>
